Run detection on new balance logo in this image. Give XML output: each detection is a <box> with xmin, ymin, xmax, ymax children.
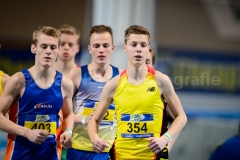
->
<box><xmin>147</xmin><ymin>87</ymin><xmax>155</xmax><ymax>92</ymax></box>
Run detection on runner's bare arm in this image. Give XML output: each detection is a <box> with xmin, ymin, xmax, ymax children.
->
<box><xmin>0</xmin><ymin>72</ymin><xmax>48</xmax><ymax>143</ymax></box>
<box><xmin>61</xmin><ymin>75</ymin><xmax>74</xmax><ymax>131</ymax></box>
<box><xmin>156</xmin><ymin>71</ymin><xmax>187</xmax><ymax>139</ymax></box>
<box><xmin>68</xmin><ymin>68</ymin><xmax>90</xmax><ymax>124</ymax></box>
<box><xmin>1</xmin><ymin>72</ymin><xmax>10</xmax><ymax>89</ymax></box>
<box><xmin>88</xmin><ymin>76</ymin><xmax>119</xmax><ymax>142</ymax></box>
<box><xmin>166</xmin><ymin>105</ymin><xmax>180</xmax><ymax>152</ymax></box>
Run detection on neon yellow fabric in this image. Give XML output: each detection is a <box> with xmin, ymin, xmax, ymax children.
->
<box><xmin>113</xmin><ymin>68</ymin><xmax>165</xmax><ymax>159</ymax></box>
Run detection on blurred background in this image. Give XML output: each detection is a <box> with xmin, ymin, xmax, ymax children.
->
<box><xmin>0</xmin><ymin>0</ymin><xmax>240</xmax><ymax>159</ymax></box>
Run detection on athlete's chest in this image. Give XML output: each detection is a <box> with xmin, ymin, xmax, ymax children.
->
<box><xmin>116</xmin><ymin>79</ymin><xmax>160</xmax><ymax>108</ymax></box>
<box><xmin>19</xmin><ymin>85</ymin><xmax>63</xmax><ymax>114</ymax></box>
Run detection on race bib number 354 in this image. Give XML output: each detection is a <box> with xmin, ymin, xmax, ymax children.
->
<box><xmin>120</xmin><ymin>114</ymin><xmax>154</xmax><ymax>138</ymax></box>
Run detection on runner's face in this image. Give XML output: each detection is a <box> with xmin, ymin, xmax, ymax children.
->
<box><xmin>59</xmin><ymin>33</ymin><xmax>79</xmax><ymax>62</ymax></box>
<box><xmin>124</xmin><ymin>34</ymin><xmax>149</xmax><ymax>67</ymax></box>
<box><xmin>88</xmin><ymin>32</ymin><xmax>114</xmax><ymax>66</ymax></box>
<box><xmin>31</xmin><ymin>34</ymin><xmax>60</xmax><ymax>68</ymax></box>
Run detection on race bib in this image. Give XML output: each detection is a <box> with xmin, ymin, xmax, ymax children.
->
<box><xmin>24</xmin><ymin>115</ymin><xmax>57</xmax><ymax>134</ymax></box>
<box><xmin>82</xmin><ymin>100</ymin><xmax>115</xmax><ymax>125</ymax></box>
<box><xmin>119</xmin><ymin>114</ymin><xmax>154</xmax><ymax>138</ymax></box>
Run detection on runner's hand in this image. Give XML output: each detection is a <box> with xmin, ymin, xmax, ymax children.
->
<box><xmin>147</xmin><ymin>136</ymin><xmax>169</xmax><ymax>154</ymax></box>
<box><xmin>60</xmin><ymin>132</ymin><xmax>72</xmax><ymax>149</ymax></box>
<box><xmin>92</xmin><ymin>138</ymin><xmax>109</xmax><ymax>153</ymax></box>
<box><xmin>25</xmin><ymin>129</ymin><xmax>49</xmax><ymax>144</ymax></box>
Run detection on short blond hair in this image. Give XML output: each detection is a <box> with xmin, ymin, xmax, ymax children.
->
<box><xmin>59</xmin><ymin>24</ymin><xmax>81</xmax><ymax>44</ymax></box>
<box><xmin>32</xmin><ymin>26</ymin><xmax>61</xmax><ymax>46</ymax></box>
<box><xmin>124</xmin><ymin>25</ymin><xmax>150</xmax><ymax>44</ymax></box>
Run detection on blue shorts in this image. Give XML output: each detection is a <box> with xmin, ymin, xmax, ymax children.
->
<box><xmin>67</xmin><ymin>148</ymin><xmax>109</xmax><ymax>160</ymax></box>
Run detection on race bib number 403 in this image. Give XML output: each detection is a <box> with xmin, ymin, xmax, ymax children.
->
<box><xmin>24</xmin><ymin>115</ymin><xmax>57</xmax><ymax>134</ymax></box>
<box><xmin>120</xmin><ymin>114</ymin><xmax>154</xmax><ymax>138</ymax></box>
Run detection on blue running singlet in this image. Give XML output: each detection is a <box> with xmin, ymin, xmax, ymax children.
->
<box><xmin>5</xmin><ymin>69</ymin><xmax>63</xmax><ymax>160</ymax></box>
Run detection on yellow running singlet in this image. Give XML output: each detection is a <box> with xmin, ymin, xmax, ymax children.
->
<box><xmin>113</xmin><ymin>67</ymin><xmax>165</xmax><ymax>160</ymax></box>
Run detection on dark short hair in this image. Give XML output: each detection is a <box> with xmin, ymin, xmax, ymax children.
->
<box><xmin>149</xmin><ymin>48</ymin><xmax>155</xmax><ymax>65</ymax></box>
<box><xmin>124</xmin><ymin>25</ymin><xmax>150</xmax><ymax>44</ymax></box>
<box><xmin>89</xmin><ymin>25</ymin><xmax>113</xmax><ymax>43</ymax></box>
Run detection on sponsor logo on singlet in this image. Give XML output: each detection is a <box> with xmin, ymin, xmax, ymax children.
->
<box><xmin>146</xmin><ymin>87</ymin><xmax>155</xmax><ymax>92</ymax></box>
<box><xmin>34</xmin><ymin>115</ymin><xmax>50</xmax><ymax>122</ymax></box>
<box><xmin>34</xmin><ymin>102</ymin><xmax>53</xmax><ymax>109</ymax></box>
<box><xmin>129</xmin><ymin>114</ymin><xmax>145</xmax><ymax>122</ymax></box>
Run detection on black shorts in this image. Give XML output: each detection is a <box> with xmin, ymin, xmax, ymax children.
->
<box><xmin>156</xmin><ymin>145</ymin><xmax>169</xmax><ymax>160</ymax></box>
